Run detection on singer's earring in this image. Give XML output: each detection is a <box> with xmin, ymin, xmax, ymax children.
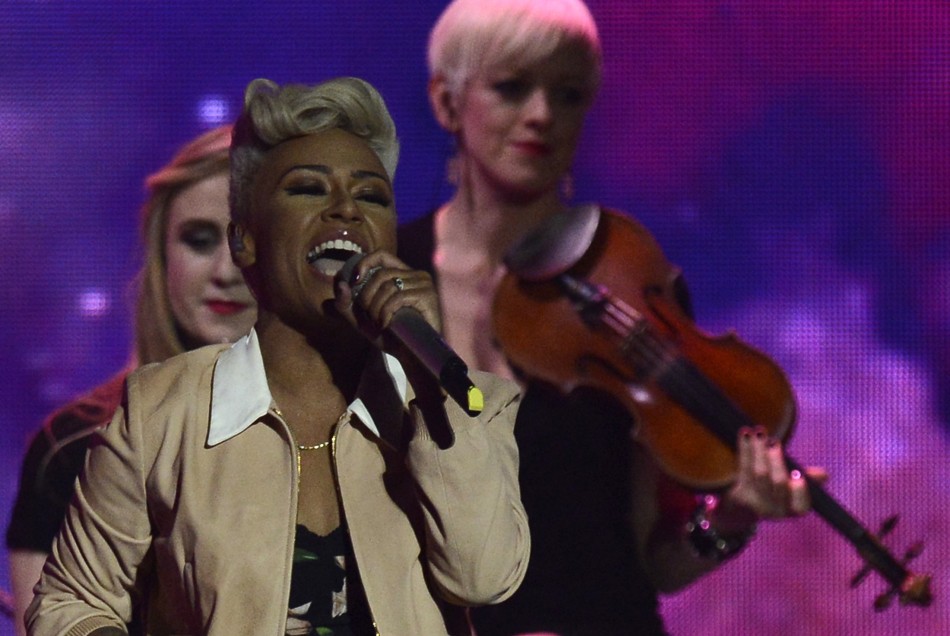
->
<box><xmin>228</xmin><ymin>223</ymin><xmax>245</xmax><ymax>253</ymax></box>
<box><xmin>228</xmin><ymin>222</ymin><xmax>256</xmax><ymax>269</ymax></box>
<box><xmin>560</xmin><ymin>171</ymin><xmax>575</xmax><ymax>201</ymax></box>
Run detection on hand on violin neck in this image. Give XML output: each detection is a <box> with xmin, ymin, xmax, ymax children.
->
<box><xmin>717</xmin><ymin>426</ymin><xmax>826</xmax><ymax>528</ymax></box>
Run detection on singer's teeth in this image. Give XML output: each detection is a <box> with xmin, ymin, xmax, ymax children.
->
<box><xmin>306</xmin><ymin>240</ymin><xmax>363</xmax><ymax>276</ymax></box>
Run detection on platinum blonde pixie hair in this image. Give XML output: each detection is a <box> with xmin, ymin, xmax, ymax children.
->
<box><xmin>428</xmin><ymin>0</ymin><xmax>602</xmax><ymax>95</ymax></box>
<box><xmin>229</xmin><ymin>76</ymin><xmax>399</xmax><ymax>225</ymax></box>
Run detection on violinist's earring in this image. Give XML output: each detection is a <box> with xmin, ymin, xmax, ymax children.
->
<box><xmin>560</xmin><ymin>171</ymin><xmax>575</xmax><ymax>201</ymax></box>
<box><xmin>445</xmin><ymin>138</ymin><xmax>461</xmax><ymax>186</ymax></box>
<box><xmin>446</xmin><ymin>155</ymin><xmax>461</xmax><ymax>186</ymax></box>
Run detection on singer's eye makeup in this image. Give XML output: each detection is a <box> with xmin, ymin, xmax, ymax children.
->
<box><xmin>285</xmin><ymin>183</ymin><xmax>328</xmax><ymax>196</ymax></box>
<box><xmin>280</xmin><ymin>165</ymin><xmax>393</xmax><ymax>210</ymax></box>
<box><xmin>354</xmin><ymin>187</ymin><xmax>392</xmax><ymax>208</ymax></box>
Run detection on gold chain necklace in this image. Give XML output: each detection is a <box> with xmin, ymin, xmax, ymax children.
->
<box><xmin>273</xmin><ymin>407</ymin><xmax>331</xmax><ymax>474</ymax></box>
<box><xmin>294</xmin><ymin>440</ymin><xmax>331</xmax><ymax>476</ymax></box>
<box><xmin>297</xmin><ymin>441</ymin><xmax>331</xmax><ymax>451</ymax></box>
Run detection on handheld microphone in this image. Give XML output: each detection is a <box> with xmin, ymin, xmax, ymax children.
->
<box><xmin>339</xmin><ymin>254</ymin><xmax>484</xmax><ymax>417</ymax></box>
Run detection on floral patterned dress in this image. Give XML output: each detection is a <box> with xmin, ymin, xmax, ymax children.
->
<box><xmin>287</xmin><ymin>524</ymin><xmax>374</xmax><ymax>635</ymax></box>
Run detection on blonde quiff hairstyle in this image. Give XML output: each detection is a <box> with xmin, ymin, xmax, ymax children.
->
<box><xmin>135</xmin><ymin>125</ymin><xmax>233</xmax><ymax>365</ymax></box>
<box><xmin>427</xmin><ymin>0</ymin><xmax>602</xmax><ymax>96</ymax></box>
<box><xmin>229</xmin><ymin>77</ymin><xmax>400</xmax><ymax>226</ymax></box>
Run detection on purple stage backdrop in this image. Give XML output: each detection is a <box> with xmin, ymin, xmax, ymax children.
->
<box><xmin>1</xmin><ymin>2</ymin><xmax>948</xmax><ymax>634</ymax></box>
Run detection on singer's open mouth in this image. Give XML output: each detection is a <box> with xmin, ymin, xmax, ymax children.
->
<box><xmin>306</xmin><ymin>239</ymin><xmax>364</xmax><ymax>277</ymax></box>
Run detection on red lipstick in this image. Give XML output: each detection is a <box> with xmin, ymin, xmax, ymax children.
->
<box><xmin>513</xmin><ymin>141</ymin><xmax>551</xmax><ymax>157</ymax></box>
<box><xmin>207</xmin><ymin>300</ymin><xmax>249</xmax><ymax>316</ymax></box>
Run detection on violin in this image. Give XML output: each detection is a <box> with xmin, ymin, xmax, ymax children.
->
<box><xmin>492</xmin><ymin>204</ymin><xmax>932</xmax><ymax>610</ymax></box>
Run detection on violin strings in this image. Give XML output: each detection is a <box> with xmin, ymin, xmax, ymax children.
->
<box><xmin>596</xmin><ymin>289</ymin><xmax>750</xmax><ymax>445</ymax></box>
<box><xmin>558</xmin><ymin>273</ymin><xmax>744</xmax><ymax>441</ymax></box>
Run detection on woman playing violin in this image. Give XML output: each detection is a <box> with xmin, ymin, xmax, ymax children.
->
<box><xmin>398</xmin><ymin>1</ymin><xmax>816</xmax><ymax>634</ymax></box>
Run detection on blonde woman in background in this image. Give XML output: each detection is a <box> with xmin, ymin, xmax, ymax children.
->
<box><xmin>398</xmin><ymin>1</ymin><xmax>817</xmax><ymax>633</ymax></box>
<box><xmin>5</xmin><ymin>125</ymin><xmax>256</xmax><ymax>636</ymax></box>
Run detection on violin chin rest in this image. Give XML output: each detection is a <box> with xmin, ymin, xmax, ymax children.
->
<box><xmin>504</xmin><ymin>203</ymin><xmax>601</xmax><ymax>282</ymax></box>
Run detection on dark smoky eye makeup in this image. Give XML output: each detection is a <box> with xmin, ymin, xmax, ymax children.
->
<box><xmin>285</xmin><ymin>182</ymin><xmax>328</xmax><ymax>196</ymax></box>
<box><xmin>355</xmin><ymin>188</ymin><xmax>393</xmax><ymax>207</ymax></box>
<box><xmin>177</xmin><ymin>220</ymin><xmax>223</xmax><ymax>254</ymax></box>
<box><xmin>551</xmin><ymin>84</ymin><xmax>587</xmax><ymax>106</ymax></box>
<box><xmin>281</xmin><ymin>165</ymin><xmax>332</xmax><ymax>195</ymax></box>
<box><xmin>491</xmin><ymin>78</ymin><xmax>531</xmax><ymax>101</ymax></box>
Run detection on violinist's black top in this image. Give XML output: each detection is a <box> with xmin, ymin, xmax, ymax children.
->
<box><xmin>398</xmin><ymin>211</ymin><xmax>670</xmax><ymax>636</ymax></box>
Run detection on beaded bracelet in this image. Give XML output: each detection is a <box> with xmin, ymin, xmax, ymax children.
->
<box><xmin>685</xmin><ymin>494</ymin><xmax>756</xmax><ymax>563</ymax></box>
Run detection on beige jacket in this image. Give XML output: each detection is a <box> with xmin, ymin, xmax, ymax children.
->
<box><xmin>28</xmin><ymin>331</ymin><xmax>528</xmax><ymax>635</ymax></box>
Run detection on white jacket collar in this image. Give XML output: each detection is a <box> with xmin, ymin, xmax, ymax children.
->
<box><xmin>208</xmin><ymin>329</ymin><xmax>409</xmax><ymax>447</ymax></box>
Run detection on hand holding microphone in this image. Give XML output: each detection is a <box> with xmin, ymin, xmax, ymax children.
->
<box><xmin>336</xmin><ymin>252</ymin><xmax>484</xmax><ymax>417</ymax></box>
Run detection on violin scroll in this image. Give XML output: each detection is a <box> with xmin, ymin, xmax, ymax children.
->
<box><xmin>849</xmin><ymin>515</ymin><xmax>932</xmax><ymax>609</ymax></box>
